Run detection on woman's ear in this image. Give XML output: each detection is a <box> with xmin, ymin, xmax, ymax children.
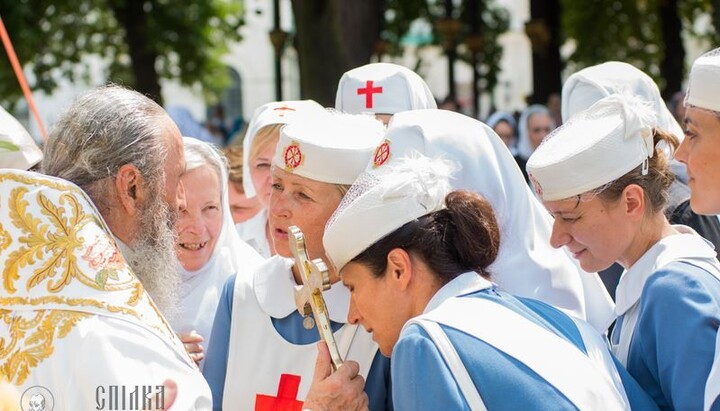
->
<box><xmin>115</xmin><ymin>164</ymin><xmax>146</xmax><ymax>216</ymax></box>
<box><xmin>386</xmin><ymin>248</ymin><xmax>413</xmax><ymax>290</ymax></box>
<box><xmin>622</xmin><ymin>184</ymin><xmax>646</xmax><ymax>221</ymax></box>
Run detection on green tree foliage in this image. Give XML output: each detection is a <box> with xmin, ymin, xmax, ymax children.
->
<box><xmin>375</xmin><ymin>0</ymin><xmax>510</xmax><ymax>99</ymax></box>
<box><xmin>561</xmin><ymin>0</ymin><xmax>661</xmax><ymax>76</ymax></box>
<box><xmin>678</xmin><ymin>0</ymin><xmax>720</xmax><ymax>44</ymax></box>
<box><xmin>0</xmin><ymin>0</ymin><xmax>243</xmax><ymax>107</ymax></box>
<box><xmin>561</xmin><ymin>0</ymin><xmax>720</xmax><ymax>94</ymax></box>
<box><xmin>459</xmin><ymin>0</ymin><xmax>510</xmax><ymax>96</ymax></box>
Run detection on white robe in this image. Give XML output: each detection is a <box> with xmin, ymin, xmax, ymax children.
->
<box><xmin>10</xmin><ymin>313</ymin><xmax>211</xmax><ymax>410</ymax></box>
<box><xmin>0</xmin><ymin>169</ymin><xmax>211</xmax><ymax>410</ymax></box>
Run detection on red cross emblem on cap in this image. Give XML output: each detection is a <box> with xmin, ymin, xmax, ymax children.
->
<box><xmin>373</xmin><ymin>139</ymin><xmax>391</xmax><ymax>168</ymax></box>
<box><xmin>357</xmin><ymin>80</ymin><xmax>383</xmax><ymax>109</ymax></box>
<box><xmin>255</xmin><ymin>374</ymin><xmax>304</xmax><ymax>411</ymax></box>
<box><xmin>273</xmin><ymin>105</ymin><xmax>296</xmax><ymax>117</ymax></box>
<box><xmin>283</xmin><ymin>142</ymin><xmax>303</xmax><ymax>170</ymax></box>
<box><xmin>529</xmin><ymin>173</ymin><xmax>543</xmax><ymax>197</ymax></box>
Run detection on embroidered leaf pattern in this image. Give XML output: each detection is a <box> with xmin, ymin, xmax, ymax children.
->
<box><xmin>4</xmin><ymin>188</ymin><xmax>90</xmax><ymax>294</ymax></box>
<box><xmin>0</xmin><ymin>141</ymin><xmax>20</xmax><ymax>152</ymax></box>
<box><xmin>0</xmin><ymin>309</ymin><xmax>90</xmax><ymax>385</ymax></box>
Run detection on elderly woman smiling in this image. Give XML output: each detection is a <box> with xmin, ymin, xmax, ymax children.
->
<box><xmin>172</xmin><ymin>137</ymin><xmax>263</xmax><ymax>368</ymax></box>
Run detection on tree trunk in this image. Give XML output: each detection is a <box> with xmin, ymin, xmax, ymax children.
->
<box><xmin>291</xmin><ymin>0</ymin><xmax>381</xmax><ymax>106</ymax></box>
<box><xmin>528</xmin><ymin>0</ymin><xmax>562</xmax><ymax>105</ymax></box>
<box><xmin>109</xmin><ymin>0</ymin><xmax>163</xmax><ymax>104</ymax></box>
<box><xmin>659</xmin><ymin>0</ymin><xmax>685</xmax><ymax>99</ymax></box>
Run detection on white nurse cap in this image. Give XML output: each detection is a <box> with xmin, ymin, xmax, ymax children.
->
<box><xmin>527</xmin><ymin>94</ymin><xmax>656</xmax><ymax>202</ymax></box>
<box><xmin>335</xmin><ymin>63</ymin><xmax>437</xmax><ymax>115</ymax></box>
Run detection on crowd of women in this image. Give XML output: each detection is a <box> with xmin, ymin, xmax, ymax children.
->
<box><xmin>147</xmin><ymin>49</ymin><xmax>720</xmax><ymax>411</ymax></box>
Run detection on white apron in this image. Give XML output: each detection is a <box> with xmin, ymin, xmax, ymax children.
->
<box><xmin>222</xmin><ymin>256</ymin><xmax>378</xmax><ymax>410</ymax></box>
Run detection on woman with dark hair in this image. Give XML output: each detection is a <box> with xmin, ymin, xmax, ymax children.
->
<box><xmin>323</xmin><ymin>156</ymin><xmax>656</xmax><ymax>410</ymax></box>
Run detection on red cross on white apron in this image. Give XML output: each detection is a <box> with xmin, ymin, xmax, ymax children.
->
<box><xmin>357</xmin><ymin>80</ymin><xmax>383</xmax><ymax>109</ymax></box>
<box><xmin>255</xmin><ymin>373</ymin><xmax>304</xmax><ymax>411</ymax></box>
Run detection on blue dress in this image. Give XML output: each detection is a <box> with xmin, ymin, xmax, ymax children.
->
<box><xmin>392</xmin><ymin>273</ymin><xmax>658</xmax><ymax>410</ymax></box>
<box><xmin>612</xmin><ymin>261</ymin><xmax>720</xmax><ymax>410</ymax></box>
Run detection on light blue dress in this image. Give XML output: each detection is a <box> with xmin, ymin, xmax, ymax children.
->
<box><xmin>611</xmin><ymin>261</ymin><xmax>720</xmax><ymax>410</ymax></box>
<box><xmin>392</xmin><ymin>272</ymin><xmax>658</xmax><ymax>410</ymax></box>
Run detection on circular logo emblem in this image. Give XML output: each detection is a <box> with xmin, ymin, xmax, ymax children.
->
<box><xmin>21</xmin><ymin>386</ymin><xmax>54</xmax><ymax>411</ymax></box>
<box><xmin>529</xmin><ymin>173</ymin><xmax>543</xmax><ymax>197</ymax></box>
<box><xmin>372</xmin><ymin>140</ymin><xmax>391</xmax><ymax>168</ymax></box>
<box><xmin>283</xmin><ymin>143</ymin><xmax>303</xmax><ymax>170</ymax></box>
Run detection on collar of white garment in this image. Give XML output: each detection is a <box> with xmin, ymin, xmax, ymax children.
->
<box><xmin>423</xmin><ymin>272</ymin><xmax>494</xmax><ymax>314</ymax></box>
<box><xmin>253</xmin><ymin>255</ymin><xmax>350</xmax><ymax>323</ymax></box>
<box><xmin>615</xmin><ymin>225</ymin><xmax>718</xmax><ymax>315</ymax></box>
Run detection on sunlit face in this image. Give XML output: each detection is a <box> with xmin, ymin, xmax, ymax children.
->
<box><xmin>676</xmin><ymin>107</ymin><xmax>720</xmax><ymax>214</ymax></box>
<box><xmin>545</xmin><ymin>195</ymin><xmax>633</xmax><ymax>272</ymax></box>
<box><xmin>375</xmin><ymin>114</ymin><xmax>393</xmax><ymax>125</ymax></box>
<box><xmin>250</xmin><ymin>137</ymin><xmax>280</xmax><ymax>208</ymax></box>
<box><xmin>175</xmin><ymin>165</ymin><xmax>223</xmax><ymax>271</ymax></box>
<box><xmin>162</xmin><ymin>118</ymin><xmax>187</xmax><ymax>214</ymax></box>
<box><xmin>227</xmin><ymin>182</ymin><xmax>262</xmax><ymax>224</ymax></box>
<box><xmin>493</xmin><ymin>121</ymin><xmax>515</xmax><ymax>148</ymax></box>
<box><xmin>268</xmin><ymin>168</ymin><xmax>343</xmax><ymax>260</ymax></box>
<box><xmin>527</xmin><ymin>113</ymin><xmax>553</xmax><ymax>150</ymax></box>
<box><xmin>341</xmin><ymin>261</ymin><xmax>410</xmax><ymax>357</ymax></box>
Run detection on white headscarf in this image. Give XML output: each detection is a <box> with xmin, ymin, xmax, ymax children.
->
<box><xmin>242</xmin><ymin>100</ymin><xmax>326</xmax><ymax>198</ymax></box>
<box><xmin>174</xmin><ymin>138</ymin><xmax>263</xmax><ymax>353</ymax></box>
<box><xmin>562</xmin><ymin>61</ymin><xmax>683</xmax><ymax>140</ymax></box>
<box><xmin>378</xmin><ymin>109</ymin><xmax>615</xmax><ymax>332</ymax></box>
<box><xmin>0</xmin><ymin>106</ymin><xmax>42</xmax><ymax>170</ymax></box>
<box><xmin>517</xmin><ymin>104</ymin><xmax>554</xmax><ymax>160</ymax></box>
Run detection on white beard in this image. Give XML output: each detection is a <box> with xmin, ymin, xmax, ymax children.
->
<box><xmin>122</xmin><ymin>193</ymin><xmax>182</xmax><ymax>322</ymax></box>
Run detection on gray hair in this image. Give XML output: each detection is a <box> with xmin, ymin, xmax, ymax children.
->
<box><xmin>42</xmin><ymin>85</ymin><xmax>170</xmax><ymax>212</ymax></box>
<box><xmin>183</xmin><ymin>138</ymin><xmax>227</xmax><ymax>189</ymax></box>
<box><xmin>183</xmin><ymin>138</ymin><xmax>229</xmax><ymax>208</ymax></box>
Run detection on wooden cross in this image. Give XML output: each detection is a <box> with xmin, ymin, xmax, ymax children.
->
<box><xmin>289</xmin><ymin>225</ymin><xmax>344</xmax><ymax>371</ymax></box>
<box><xmin>357</xmin><ymin>80</ymin><xmax>383</xmax><ymax>109</ymax></box>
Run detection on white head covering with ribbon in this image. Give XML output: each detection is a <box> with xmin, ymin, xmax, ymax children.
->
<box><xmin>335</xmin><ymin>63</ymin><xmax>437</xmax><ymax>115</ymax></box>
<box><xmin>242</xmin><ymin>100</ymin><xmax>326</xmax><ymax>198</ymax></box>
<box><xmin>562</xmin><ymin>61</ymin><xmax>683</xmax><ymax>140</ymax></box>
<box><xmin>173</xmin><ymin>138</ymin><xmax>263</xmax><ymax>356</ymax></box>
<box><xmin>0</xmin><ymin>106</ymin><xmax>42</xmax><ymax>170</ymax></box>
<box><xmin>686</xmin><ymin>48</ymin><xmax>720</xmax><ymax>112</ymax></box>
<box><xmin>273</xmin><ymin>111</ymin><xmax>385</xmax><ymax>184</ymax></box>
<box><xmin>527</xmin><ymin>94</ymin><xmax>656</xmax><ymax>202</ymax></box>
<box><xmin>324</xmin><ymin>155</ymin><xmax>454</xmax><ymax>272</ymax></box>
<box><xmin>358</xmin><ymin>109</ymin><xmax>614</xmax><ymax>332</ymax></box>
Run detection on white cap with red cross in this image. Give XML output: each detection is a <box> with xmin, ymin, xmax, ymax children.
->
<box><xmin>273</xmin><ymin>111</ymin><xmax>385</xmax><ymax>185</ymax></box>
<box><xmin>334</xmin><ymin>63</ymin><xmax>437</xmax><ymax>115</ymax></box>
